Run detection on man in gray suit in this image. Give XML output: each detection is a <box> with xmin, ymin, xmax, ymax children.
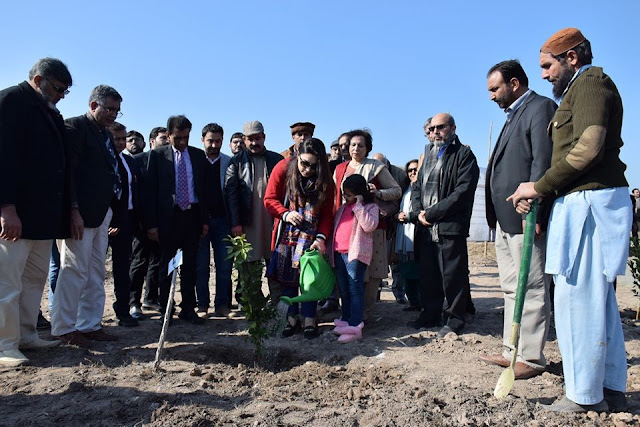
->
<box><xmin>481</xmin><ymin>60</ymin><xmax>556</xmax><ymax>379</ymax></box>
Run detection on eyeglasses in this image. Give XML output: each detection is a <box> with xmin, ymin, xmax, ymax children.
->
<box><xmin>100</xmin><ymin>104</ymin><xmax>123</xmax><ymax>118</ymax></box>
<box><xmin>427</xmin><ymin>124</ymin><xmax>449</xmax><ymax>132</ymax></box>
<box><xmin>299</xmin><ymin>159</ymin><xmax>317</xmax><ymax>171</ymax></box>
<box><xmin>46</xmin><ymin>78</ymin><xmax>70</xmax><ymax>96</ymax></box>
<box><xmin>407</xmin><ymin>168</ymin><xmax>418</xmax><ymax>173</ymax></box>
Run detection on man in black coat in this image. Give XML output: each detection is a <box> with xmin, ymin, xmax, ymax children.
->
<box><xmin>51</xmin><ymin>85</ymin><xmax>124</xmax><ymax>347</ymax></box>
<box><xmin>0</xmin><ymin>58</ymin><xmax>72</xmax><ymax>367</ymax></box>
<box><xmin>481</xmin><ymin>60</ymin><xmax>556</xmax><ymax>380</ymax></box>
<box><xmin>145</xmin><ymin>115</ymin><xmax>209</xmax><ymax>324</ymax></box>
<box><xmin>128</xmin><ymin>126</ymin><xmax>168</xmax><ymax>316</ymax></box>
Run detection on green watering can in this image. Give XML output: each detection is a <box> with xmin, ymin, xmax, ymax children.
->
<box><xmin>280</xmin><ymin>249</ymin><xmax>335</xmax><ymax>305</ymax></box>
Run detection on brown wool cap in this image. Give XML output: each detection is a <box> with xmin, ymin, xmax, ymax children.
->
<box><xmin>290</xmin><ymin>122</ymin><xmax>315</xmax><ymax>135</ymax></box>
<box><xmin>541</xmin><ymin>28</ymin><xmax>586</xmax><ymax>56</ymax></box>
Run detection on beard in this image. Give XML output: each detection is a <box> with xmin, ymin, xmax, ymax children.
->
<box><xmin>551</xmin><ymin>64</ymin><xmax>575</xmax><ymax>100</ymax></box>
<box><xmin>206</xmin><ymin>146</ymin><xmax>220</xmax><ymax>157</ymax></box>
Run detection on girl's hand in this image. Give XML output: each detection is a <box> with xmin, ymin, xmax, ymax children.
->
<box><xmin>310</xmin><ymin>238</ymin><xmax>326</xmax><ymax>254</ymax></box>
<box><xmin>355</xmin><ymin>195</ymin><xmax>364</xmax><ymax>204</ymax></box>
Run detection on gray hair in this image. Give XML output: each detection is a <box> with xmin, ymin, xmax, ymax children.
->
<box><xmin>89</xmin><ymin>85</ymin><xmax>122</xmax><ymax>105</ymax></box>
<box><xmin>28</xmin><ymin>58</ymin><xmax>72</xmax><ymax>86</ymax></box>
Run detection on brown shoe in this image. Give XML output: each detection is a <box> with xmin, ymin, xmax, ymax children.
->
<box><xmin>57</xmin><ymin>331</ymin><xmax>92</xmax><ymax>348</ymax></box>
<box><xmin>514</xmin><ymin>362</ymin><xmax>544</xmax><ymax>379</ymax></box>
<box><xmin>478</xmin><ymin>353</ymin><xmax>510</xmax><ymax>367</ymax></box>
<box><xmin>82</xmin><ymin>328</ymin><xmax>118</xmax><ymax>342</ymax></box>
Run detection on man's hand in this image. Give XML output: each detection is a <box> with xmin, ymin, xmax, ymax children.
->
<box><xmin>70</xmin><ymin>208</ymin><xmax>84</xmax><ymax>240</ymax></box>
<box><xmin>201</xmin><ymin>223</ymin><xmax>209</xmax><ymax>238</ymax></box>
<box><xmin>507</xmin><ymin>182</ymin><xmax>539</xmax><ymax>207</ymax></box>
<box><xmin>231</xmin><ymin>225</ymin><xmax>243</xmax><ymax>237</ymax></box>
<box><xmin>147</xmin><ymin>227</ymin><xmax>159</xmax><ymax>242</ymax></box>
<box><xmin>310</xmin><ymin>238</ymin><xmax>326</xmax><ymax>254</ymax></box>
<box><xmin>286</xmin><ymin>211</ymin><xmax>304</xmax><ymax>226</ymax></box>
<box><xmin>108</xmin><ymin>227</ymin><xmax>119</xmax><ymax>236</ymax></box>
<box><xmin>418</xmin><ymin>210</ymin><xmax>431</xmax><ymax>227</ymax></box>
<box><xmin>0</xmin><ymin>205</ymin><xmax>22</xmax><ymax>241</ymax></box>
<box><xmin>397</xmin><ymin>212</ymin><xmax>408</xmax><ymax>223</ymax></box>
<box><xmin>522</xmin><ymin>220</ymin><xmax>542</xmax><ymax>237</ymax></box>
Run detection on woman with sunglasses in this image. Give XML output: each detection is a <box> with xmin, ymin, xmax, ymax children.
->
<box><xmin>264</xmin><ymin>138</ymin><xmax>335</xmax><ymax>339</ymax></box>
<box><xmin>393</xmin><ymin>159</ymin><xmax>421</xmax><ymax>311</ymax></box>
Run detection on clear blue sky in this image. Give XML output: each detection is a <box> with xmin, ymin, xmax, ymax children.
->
<box><xmin>2</xmin><ymin>1</ymin><xmax>638</xmax><ymax>185</ymax></box>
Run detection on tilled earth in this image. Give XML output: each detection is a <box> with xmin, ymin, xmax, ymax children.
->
<box><xmin>1</xmin><ymin>243</ymin><xmax>639</xmax><ymax>426</ymax></box>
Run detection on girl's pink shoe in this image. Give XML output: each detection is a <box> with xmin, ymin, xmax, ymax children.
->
<box><xmin>334</xmin><ymin>322</ymin><xmax>364</xmax><ymax>336</ymax></box>
<box><xmin>338</xmin><ymin>325</ymin><xmax>363</xmax><ymax>343</ymax></box>
<box><xmin>334</xmin><ymin>319</ymin><xmax>348</xmax><ymax>327</ymax></box>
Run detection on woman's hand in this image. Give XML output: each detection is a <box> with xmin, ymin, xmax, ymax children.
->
<box><xmin>397</xmin><ymin>212</ymin><xmax>408</xmax><ymax>222</ymax></box>
<box><xmin>310</xmin><ymin>238</ymin><xmax>326</xmax><ymax>254</ymax></box>
<box><xmin>286</xmin><ymin>211</ymin><xmax>304</xmax><ymax>226</ymax></box>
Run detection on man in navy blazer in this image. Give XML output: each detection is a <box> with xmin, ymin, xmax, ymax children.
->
<box><xmin>51</xmin><ymin>85</ymin><xmax>125</xmax><ymax>347</ymax></box>
<box><xmin>145</xmin><ymin>115</ymin><xmax>209</xmax><ymax>324</ymax></box>
<box><xmin>0</xmin><ymin>58</ymin><xmax>72</xmax><ymax>367</ymax></box>
<box><xmin>482</xmin><ymin>60</ymin><xmax>556</xmax><ymax>379</ymax></box>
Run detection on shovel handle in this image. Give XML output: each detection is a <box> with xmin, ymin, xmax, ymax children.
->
<box><xmin>512</xmin><ymin>200</ymin><xmax>538</xmax><ymax>324</ymax></box>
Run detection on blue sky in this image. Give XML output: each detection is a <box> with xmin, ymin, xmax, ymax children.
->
<box><xmin>2</xmin><ymin>1</ymin><xmax>638</xmax><ymax>185</ymax></box>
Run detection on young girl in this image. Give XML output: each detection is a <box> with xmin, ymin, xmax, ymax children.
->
<box><xmin>330</xmin><ymin>174</ymin><xmax>379</xmax><ymax>343</ymax></box>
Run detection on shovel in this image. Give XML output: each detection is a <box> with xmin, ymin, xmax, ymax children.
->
<box><xmin>154</xmin><ymin>250</ymin><xmax>183</xmax><ymax>371</ymax></box>
<box><xmin>494</xmin><ymin>200</ymin><xmax>538</xmax><ymax>399</ymax></box>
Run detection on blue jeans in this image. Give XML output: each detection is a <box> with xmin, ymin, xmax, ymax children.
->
<box><xmin>334</xmin><ymin>252</ymin><xmax>366</xmax><ymax>326</ymax></box>
<box><xmin>47</xmin><ymin>241</ymin><xmax>60</xmax><ymax>311</ymax></box>
<box><xmin>281</xmin><ymin>286</ymin><xmax>317</xmax><ymax>318</ymax></box>
<box><xmin>195</xmin><ymin>216</ymin><xmax>233</xmax><ymax>309</ymax></box>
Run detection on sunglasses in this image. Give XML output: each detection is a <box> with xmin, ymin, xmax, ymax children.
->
<box><xmin>299</xmin><ymin>159</ymin><xmax>317</xmax><ymax>171</ymax></box>
<box><xmin>407</xmin><ymin>168</ymin><xmax>418</xmax><ymax>173</ymax></box>
<box><xmin>427</xmin><ymin>124</ymin><xmax>449</xmax><ymax>132</ymax></box>
<box><xmin>46</xmin><ymin>78</ymin><xmax>70</xmax><ymax>96</ymax></box>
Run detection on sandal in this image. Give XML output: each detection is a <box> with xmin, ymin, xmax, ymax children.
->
<box><xmin>303</xmin><ymin>325</ymin><xmax>319</xmax><ymax>340</ymax></box>
<box><xmin>282</xmin><ymin>319</ymin><xmax>300</xmax><ymax>338</ymax></box>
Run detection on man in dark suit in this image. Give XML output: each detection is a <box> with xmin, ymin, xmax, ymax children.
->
<box><xmin>107</xmin><ymin>122</ymin><xmax>141</xmax><ymax>327</ymax></box>
<box><xmin>51</xmin><ymin>85</ymin><xmax>124</xmax><ymax>347</ymax></box>
<box><xmin>129</xmin><ymin>126</ymin><xmax>168</xmax><ymax>317</ymax></box>
<box><xmin>145</xmin><ymin>115</ymin><xmax>209</xmax><ymax>325</ymax></box>
<box><xmin>481</xmin><ymin>60</ymin><xmax>556</xmax><ymax>379</ymax></box>
<box><xmin>0</xmin><ymin>58</ymin><xmax>72</xmax><ymax>367</ymax></box>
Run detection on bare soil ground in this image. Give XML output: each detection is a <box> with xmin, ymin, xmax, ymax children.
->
<box><xmin>2</xmin><ymin>243</ymin><xmax>640</xmax><ymax>426</ymax></box>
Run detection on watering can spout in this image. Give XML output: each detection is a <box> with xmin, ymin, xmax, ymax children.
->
<box><xmin>280</xmin><ymin>249</ymin><xmax>335</xmax><ymax>305</ymax></box>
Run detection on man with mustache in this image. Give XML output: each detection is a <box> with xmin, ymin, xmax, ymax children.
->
<box><xmin>509</xmin><ymin>28</ymin><xmax>629</xmax><ymax>413</ymax></box>
<box><xmin>195</xmin><ymin>123</ymin><xmax>233</xmax><ymax>316</ymax></box>
<box><xmin>224</xmin><ymin>121</ymin><xmax>283</xmax><ymax>302</ymax></box>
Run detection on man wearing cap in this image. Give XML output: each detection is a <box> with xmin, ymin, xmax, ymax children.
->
<box><xmin>281</xmin><ymin>122</ymin><xmax>315</xmax><ymax>159</ymax></box>
<box><xmin>225</xmin><ymin>121</ymin><xmax>283</xmax><ymax>301</ymax></box>
<box><xmin>0</xmin><ymin>58</ymin><xmax>72</xmax><ymax>367</ymax></box>
<box><xmin>509</xmin><ymin>28</ymin><xmax>629</xmax><ymax>413</ymax></box>
<box><xmin>481</xmin><ymin>60</ymin><xmax>556</xmax><ymax>380</ymax></box>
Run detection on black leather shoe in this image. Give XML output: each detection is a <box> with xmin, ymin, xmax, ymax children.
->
<box><xmin>129</xmin><ymin>305</ymin><xmax>144</xmax><ymax>320</ymax></box>
<box><xmin>37</xmin><ymin>312</ymin><xmax>51</xmax><ymax>330</ymax></box>
<box><xmin>604</xmin><ymin>387</ymin><xmax>628</xmax><ymax>412</ymax></box>
<box><xmin>406</xmin><ymin>314</ymin><xmax>441</xmax><ymax>329</ymax></box>
<box><xmin>178</xmin><ymin>310</ymin><xmax>205</xmax><ymax>325</ymax></box>
<box><xmin>117</xmin><ymin>314</ymin><xmax>139</xmax><ymax>327</ymax></box>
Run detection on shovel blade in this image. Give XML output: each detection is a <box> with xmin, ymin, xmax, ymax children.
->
<box><xmin>493</xmin><ymin>367</ymin><xmax>515</xmax><ymax>399</ymax></box>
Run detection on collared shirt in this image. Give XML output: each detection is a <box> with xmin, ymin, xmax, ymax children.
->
<box><xmin>172</xmin><ymin>146</ymin><xmax>198</xmax><ymax>204</ymax></box>
<box><xmin>505</xmin><ymin>89</ymin><xmax>532</xmax><ymax>122</ymax></box>
<box><xmin>560</xmin><ymin>64</ymin><xmax>592</xmax><ymax>102</ymax></box>
<box><xmin>206</xmin><ymin>154</ymin><xmax>220</xmax><ymax>165</ymax></box>
<box><xmin>118</xmin><ymin>152</ymin><xmax>133</xmax><ymax>210</ymax></box>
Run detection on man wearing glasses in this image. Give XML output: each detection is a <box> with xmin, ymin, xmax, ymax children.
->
<box><xmin>51</xmin><ymin>85</ymin><xmax>125</xmax><ymax>347</ymax></box>
<box><xmin>409</xmin><ymin>113</ymin><xmax>479</xmax><ymax>337</ymax></box>
<box><xmin>0</xmin><ymin>58</ymin><xmax>72</xmax><ymax>367</ymax></box>
<box><xmin>481</xmin><ymin>60</ymin><xmax>556</xmax><ymax>380</ymax></box>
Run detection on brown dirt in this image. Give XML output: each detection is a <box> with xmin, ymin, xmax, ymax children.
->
<box><xmin>2</xmin><ymin>242</ymin><xmax>639</xmax><ymax>426</ymax></box>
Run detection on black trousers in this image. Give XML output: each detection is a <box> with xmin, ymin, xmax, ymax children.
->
<box><xmin>158</xmin><ymin>206</ymin><xmax>200</xmax><ymax>314</ymax></box>
<box><xmin>129</xmin><ymin>228</ymin><xmax>161</xmax><ymax>306</ymax></box>
<box><xmin>416</xmin><ymin>229</ymin><xmax>471</xmax><ymax>330</ymax></box>
<box><xmin>108</xmin><ymin>210</ymin><xmax>135</xmax><ymax>318</ymax></box>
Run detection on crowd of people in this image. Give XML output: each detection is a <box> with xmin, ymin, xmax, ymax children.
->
<box><xmin>0</xmin><ymin>27</ymin><xmax>631</xmax><ymax>413</ymax></box>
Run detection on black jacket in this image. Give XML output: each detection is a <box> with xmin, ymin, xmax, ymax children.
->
<box><xmin>65</xmin><ymin>113</ymin><xmax>122</xmax><ymax>229</ymax></box>
<box><xmin>411</xmin><ymin>137</ymin><xmax>479</xmax><ymax>237</ymax></box>
<box><xmin>224</xmin><ymin>148</ymin><xmax>283</xmax><ymax>227</ymax></box>
<box><xmin>0</xmin><ymin>81</ymin><xmax>68</xmax><ymax>239</ymax></box>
